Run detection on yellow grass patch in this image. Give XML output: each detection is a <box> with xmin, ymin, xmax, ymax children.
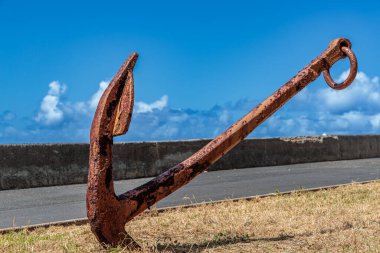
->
<box><xmin>1</xmin><ymin>181</ymin><xmax>379</xmax><ymax>252</ymax></box>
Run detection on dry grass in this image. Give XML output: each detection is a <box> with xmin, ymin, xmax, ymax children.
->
<box><xmin>1</xmin><ymin>181</ymin><xmax>379</xmax><ymax>252</ymax></box>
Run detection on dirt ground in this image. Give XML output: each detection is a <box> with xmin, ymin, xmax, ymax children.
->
<box><xmin>1</xmin><ymin>181</ymin><xmax>379</xmax><ymax>252</ymax></box>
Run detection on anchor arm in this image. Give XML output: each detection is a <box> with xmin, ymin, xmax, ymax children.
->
<box><xmin>87</xmin><ymin>52</ymin><xmax>140</xmax><ymax>248</ymax></box>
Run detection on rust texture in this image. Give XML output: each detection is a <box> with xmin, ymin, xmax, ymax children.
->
<box><xmin>87</xmin><ymin>38</ymin><xmax>358</xmax><ymax>248</ymax></box>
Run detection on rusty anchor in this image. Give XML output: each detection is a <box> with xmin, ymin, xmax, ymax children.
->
<box><xmin>87</xmin><ymin>38</ymin><xmax>358</xmax><ymax>248</ymax></box>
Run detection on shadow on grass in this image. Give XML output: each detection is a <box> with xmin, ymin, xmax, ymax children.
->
<box><xmin>154</xmin><ymin>234</ymin><xmax>294</xmax><ymax>252</ymax></box>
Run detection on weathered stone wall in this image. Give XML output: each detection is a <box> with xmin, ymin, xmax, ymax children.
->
<box><xmin>1</xmin><ymin>135</ymin><xmax>379</xmax><ymax>190</ymax></box>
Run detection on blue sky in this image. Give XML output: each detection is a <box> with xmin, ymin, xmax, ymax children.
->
<box><xmin>1</xmin><ymin>1</ymin><xmax>380</xmax><ymax>143</ymax></box>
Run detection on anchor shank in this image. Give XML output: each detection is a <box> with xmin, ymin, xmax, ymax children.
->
<box><xmin>119</xmin><ymin>38</ymin><xmax>353</xmax><ymax>222</ymax></box>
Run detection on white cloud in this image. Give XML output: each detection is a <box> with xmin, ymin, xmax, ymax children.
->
<box><xmin>314</xmin><ymin>71</ymin><xmax>380</xmax><ymax>113</ymax></box>
<box><xmin>89</xmin><ymin>82</ymin><xmax>169</xmax><ymax>114</ymax></box>
<box><xmin>219</xmin><ymin>110</ymin><xmax>229</xmax><ymax>124</ymax></box>
<box><xmin>89</xmin><ymin>81</ymin><xmax>109</xmax><ymax>109</ymax></box>
<box><xmin>48</xmin><ymin>80</ymin><xmax>67</xmax><ymax>96</ymax></box>
<box><xmin>135</xmin><ymin>95</ymin><xmax>168</xmax><ymax>113</ymax></box>
<box><xmin>3</xmin><ymin>70</ymin><xmax>380</xmax><ymax>143</ymax></box>
<box><xmin>35</xmin><ymin>81</ymin><xmax>66</xmax><ymax>125</ymax></box>
<box><xmin>1</xmin><ymin>111</ymin><xmax>15</xmax><ymax>121</ymax></box>
<box><xmin>29</xmin><ymin>80</ymin><xmax>170</xmax><ymax>142</ymax></box>
<box><xmin>169</xmin><ymin>113</ymin><xmax>189</xmax><ymax>123</ymax></box>
<box><xmin>256</xmin><ymin>70</ymin><xmax>380</xmax><ymax>137</ymax></box>
<box><xmin>370</xmin><ymin>114</ymin><xmax>380</xmax><ymax>129</ymax></box>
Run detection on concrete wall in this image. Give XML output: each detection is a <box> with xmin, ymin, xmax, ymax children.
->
<box><xmin>1</xmin><ymin>135</ymin><xmax>379</xmax><ymax>190</ymax></box>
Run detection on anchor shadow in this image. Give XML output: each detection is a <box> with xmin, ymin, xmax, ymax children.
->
<box><xmin>153</xmin><ymin>234</ymin><xmax>294</xmax><ymax>253</ymax></box>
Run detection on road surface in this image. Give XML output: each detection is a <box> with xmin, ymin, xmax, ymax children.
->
<box><xmin>0</xmin><ymin>158</ymin><xmax>379</xmax><ymax>229</ymax></box>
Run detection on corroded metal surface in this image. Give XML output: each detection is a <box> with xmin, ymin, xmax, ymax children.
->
<box><xmin>323</xmin><ymin>46</ymin><xmax>358</xmax><ymax>90</ymax></box>
<box><xmin>87</xmin><ymin>38</ymin><xmax>358</xmax><ymax>248</ymax></box>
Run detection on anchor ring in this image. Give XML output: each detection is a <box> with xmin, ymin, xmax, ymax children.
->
<box><xmin>323</xmin><ymin>46</ymin><xmax>357</xmax><ymax>90</ymax></box>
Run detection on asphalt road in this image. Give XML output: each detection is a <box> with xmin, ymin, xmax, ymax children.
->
<box><xmin>1</xmin><ymin>158</ymin><xmax>379</xmax><ymax>229</ymax></box>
